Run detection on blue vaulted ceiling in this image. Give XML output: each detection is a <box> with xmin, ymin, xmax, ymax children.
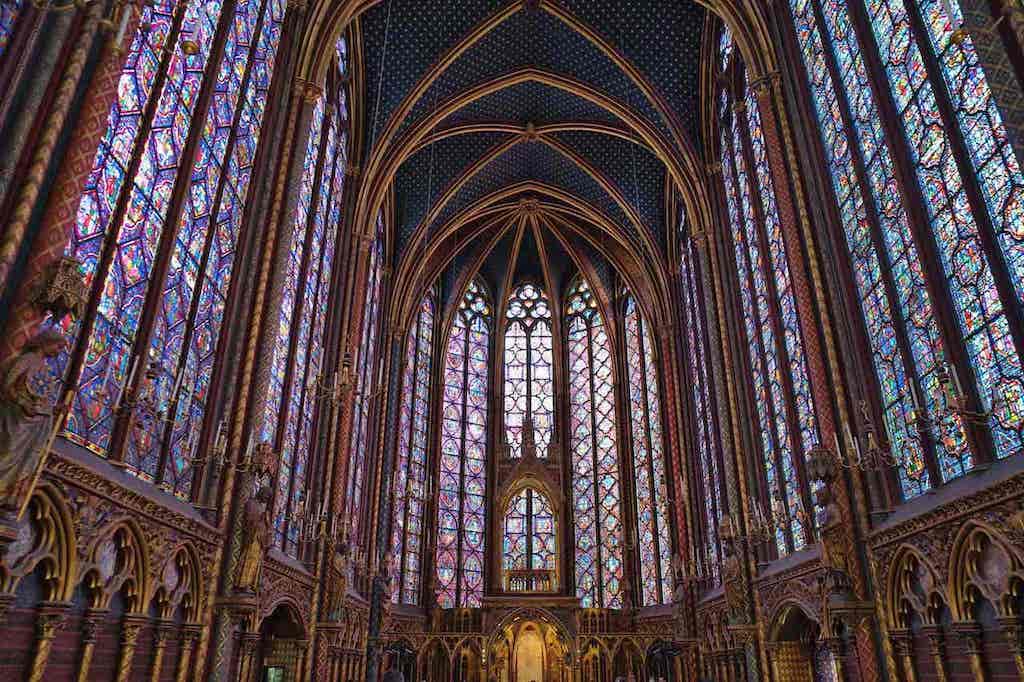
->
<box><xmin>357</xmin><ymin>0</ymin><xmax>706</xmax><ymax>269</ymax></box>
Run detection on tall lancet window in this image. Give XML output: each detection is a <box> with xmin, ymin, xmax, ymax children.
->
<box><xmin>679</xmin><ymin>214</ymin><xmax>726</xmax><ymax>585</ymax></box>
<box><xmin>504</xmin><ymin>283</ymin><xmax>554</xmax><ymax>458</ymax></box>
<box><xmin>262</xmin><ymin>48</ymin><xmax>349</xmax><ymax>557</ymax></box>
<box><xmin>436</xmin><ymin>279</ymin><xmax>491</xmax><ymax>608</ymax></box>
<box><xmin>623</xmin><ymin>295</ymin><xmax>673</xmax><ymax>606</ymax></box>
<box><xmin>787</xmin><ymin>0</ymin><xmax>1024</xmax><ymax>500</ymax></box>
<box><xmin>566</xmin><ymin>278</ymin><xmax>623</xmax><ymax>608</ymax></box>
<box><xmin>390</xmin><ymin>295</ymin><xmax>435</xmax><ymax>605</ymax></box>
<box><xmin>718</xmin><ymin>29</ymin><xmax>820</xmax><ymax>556</ymax></box>
<box><xmin>51</xmin><ymin>0</ymin><xmax>287</xmax><ymax>496</ymax></box>
<box><xmin>346</xmin><ymin>210</ymin><xmax>385</xmax><ymax>544</ymax></box>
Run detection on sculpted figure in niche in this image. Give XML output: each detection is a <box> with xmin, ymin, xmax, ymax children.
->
<box><xmin>0</xmin><ymin>329</ymin><xmax>66</xmax><ymax>514</ymax></box>
<box><xmin>236</xmin><ymin>483</ymin><xmax>272</xmax><ymax>592</ymax></box>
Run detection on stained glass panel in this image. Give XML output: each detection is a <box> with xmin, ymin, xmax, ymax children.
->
<box><xmin>391</xmin><ymin>295</ymin><xmax>434</xmax><ymax>605</ymax></box>
<box><xmin>866</xmin><ymin>0</ymin><xmax>1024</xmax><ymax>464</ymax></box>
<box><xmin>504</xmin><ymin>283</ymin><xmax>553</xmax><ymax>458</ymax></box>
<box><xmin>567</xmin><ymin>278</ymin><xmax>623</xmax><ymax>608</ymax></box>
<box><xmin>436</xmin><ymin>279</ymin><xmax>490</xmax><ymax>608</ymax></box>
<box><xmin>502</xmin><ymin>487</ymin><xmax>556</xmax><ymax>575</ymax></box>
<box><xmin>624</xmin><ymin>296</ymin><xmax>672</xmax><ymax>605</ymax></box>
<box><xmin>0</xmin><ymin>0</ymin><xmax>23</xmax><ymax>61</ymax></box>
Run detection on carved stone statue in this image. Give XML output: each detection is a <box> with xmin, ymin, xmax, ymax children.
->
<box><xmin>325</xmin><ymin>542</ymin><xmax>351</xmax><ymax>619</ymax></box>
<box><xmin>718</xmin><ymin>516</ymin><xmax>747</xmax><ymax>622</ymax></box>
<box><xmin>235</xmin><ymin>484</ymin><xmax>272</xmax><ymax>592</ymax></box>
<box><xmin>0</xmin><ymin>328</ymin><xmax>66</xmax><ymax>513</ymax></box>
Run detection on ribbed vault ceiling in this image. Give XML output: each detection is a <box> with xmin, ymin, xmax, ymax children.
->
<box><xmin>356</xmin><ymin>0</ymin><xmax>707</xmax><ymax>316</ymax></box>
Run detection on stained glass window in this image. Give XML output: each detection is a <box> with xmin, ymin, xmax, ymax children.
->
<box><xmin>504</xmin><ymin>283</ymin><xmax>554</xmax><ymax>458</ymax></box>
<box><xmin>502</xmin><ymin>487</ymin><xmax>556</xmax><ymax>581</ymax></box>
<box><xmin>718</xmin><ymin>31</ymin><xmax>818</xmax><ymax>555</ymax></box>
<box><xmin>0</xmin><ymin>0</ymin><xmax>23</xmax><ymax>61</ymax></box>
<box><xmin>347</xmin><ymin>211</ymin><xmax>385</xmax><ymax>545</ymax></box>
<box><xmin>436</xmin><ymin>279</ymin><xmax>490</xmax><ymax>608</ymax></box>
<box><xmin>566</xmin><ymin>278</ymin><xmax>623</xmax><ymax>608</ymax></box>
<box><xmin>623</xmin><ymin>295</ymin><xmax>673</xmax><ymax>606</ymax></box>
<box><xmin>678</xmin><ymin>217</ymin><xmax>725</xmax><ymax>585</ymax></box>
<box><xmin>262</xmin><ymin>50</ymin><xmax>349</xmax><ymax>557</ymax></box>
<box><xmin>786</xmin><ymin>0</ymin><xmax>1024</xmax><ymax>498</ymax></box>
<box><xmin>391</xmin><ymin>295</ymin><xmax>435</xmax><ymax>605</ymax></box>
<box><xmin>52</xmin><ymin>0</ymin><xmax>287</xmax><ymax>496</ymax></box>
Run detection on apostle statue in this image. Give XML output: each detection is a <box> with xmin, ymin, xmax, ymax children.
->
<box><xmin>236</xmin><ymin>483</ymin><xmax>272</xmax><ymax>592</ymax></box>
<box><xmin>0</xmin><ymin>328</ymin><xmax>66</xmax><ymax>515</ymax></box>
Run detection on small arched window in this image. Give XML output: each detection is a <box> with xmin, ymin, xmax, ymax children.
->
<box><xmin>502</xmin><ymin>487</ymin><xmax>556</xmax><ymax>590</ymax></box>
<box><xmin>504</xmin><ymin>283</ymin><xmax>554</xmax><ymax>459</ymax></box>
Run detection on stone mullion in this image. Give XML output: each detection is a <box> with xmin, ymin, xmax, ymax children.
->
<box><xmin>845</xmin><ymin>0</ymin><xmax>995</xmax><ymax>466</ymax></box>
<box><xmin>0</xmin><ymin>1</ymin><xmax>142</xmax><ymax>362</ymax></box>
<box><xmin>903</xmin><ymin>0</ymin><xmax>1024</xmax><ymax>368</ymax></box>
<box><xmin>584</xmin><ymin>319</ymin><xmax>604</xmax><ymax>604</ymax></box>
<box><xmin>190</xmin><ymin>1</ymin><xmax>302</xmax><ymax>506</ymax></box>
<box><xmin>105</xmin><ymin>0</ymin><xmax>242</xmax><ymax>468</ymax></box>
<box><xmin>53</xmin><ymin>2</ymin><xmax>187</xmax><ymax>434</ymax></box>
<box><xmin>797</xmin><ymin>0</ymin><xmax>941</xmax><ymax>499</ymax></box>
<box><xmin>202</xmin><ymin>81</ymin><xmax>314</xmax><ymax>682</ymax></box>
<box><xmin>611</xmin><ymin>294</ymin><xmax>640</xmax><ymax>608</ymax></box>
<box><xmin>735</xmin><ymin>95</ymin><xmax>817</xmax><ymax>542</ymax></box>
<box><xmin>270</xmin><ymin>92</ymin><xmax>332</xmax><ymax>550</ymax></box>
<box><xmin>152</xmin><ymin>0</ymin><xmax>274</xmax><ymax>487</ymax></box>
<box><xmin>956</xmin><ymin>1</ymin><xmax>1024</xmax><ymax>169</ymax></box>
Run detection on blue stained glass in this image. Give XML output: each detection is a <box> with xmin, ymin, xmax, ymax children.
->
<box><xmin>865</xmin><ymin>0</ymin><xmax>1024</xmax><ymax>463</ymax></box>
<box><xmin>0</xmin><ymin>0</ymin><xmax>23</xmax><ymax>61</ymax></box>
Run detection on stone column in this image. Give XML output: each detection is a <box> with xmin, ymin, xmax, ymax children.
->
<box><xmin>0</xmin><ymin>0</ymin><xmax>142</xmax><ymax>361</ymax></box>
<box><xmin>176</xmin><ymin>625</ymin><xmax>202</xmax><ymax>682</ymax></box>
<box><xmin>998</xmin><ymin>617</ymin><xmax>1024</xmax><ymax>681</ymax></box>
<box><xmin>952</xmin><ymin>622</ymin><xmax>986</xmax><ymax>682</ymax></box>
<box><xmin>889</xmin><ymin>630</ymin><xmax>918</xmax><ymax>682</ymax></box>
<box><xmin>114</xmin><ymin>614</ymin><xmax>147</xmax><ymax>682</ymax></box>
<box><xmin>149</xmin><ymin>620</ymin><xmax>172</xmax><ymax>682</ymax></box>
<box><xmin>75</xmin><ymin>609</ymin><xmax>107</xmax><ymax>682</ymax></box>
<box><xmin>27</xmin><ymin>602</ymin><xmax>66</xmax><ymax>682</ymax></box>
<box><xmin>921</xmin><ymin>625</ymin><xmax>949</xmax><ymax>682</ymax></box>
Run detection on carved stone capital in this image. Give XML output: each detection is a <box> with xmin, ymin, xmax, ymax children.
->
<box><xmin>951</xmin><ymin>621</ymin><xmax>983</xmax><ymax>656</ymax></box>
<box><xmin>31</xmin><ymin>256</ymin><xmax>87</xmax><ymax>322</ymax></box>
<box><xmin>748</xmin><ymin>71</ymin><xmax>781</xmax><ymax>96</ymax></box>
<box><xmin>889</xmin><ymin>628</ymin><xmax>914</xmax><ymax>657</ymax></box>
<box><xmin>296</xmin><ymin>78</ymin><xmax>323</xmax><ymax>102</ymax></box>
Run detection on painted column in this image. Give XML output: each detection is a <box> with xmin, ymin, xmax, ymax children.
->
<box><xmin>75</xmin><ymin>608</ymin><xmax>106</xmax><ymax>682</ymax></box>
<box><xmin>921</xmin><ymin>625</ymin><xmax>949</xmax><ymax>682</ymax></box>
<box><xmin>997</xmin><ymin>616</ymin><xmax>1024</xmax><ymax>681</ymax></box>
<box><xmin>114</xmin><ymin>613</ymin><xmax>147</xmax><ymax>682</ymax></box>
<box><xmin>0</xmin><ymin>0</ymin><xmax>141</xmax><ymax>361</ymax></box>
<box><xmin>149</xmin><ymin>620</ymin><xmax>172</xmax><ymax>682</ymax></box>
<box><xmin>889</xmin><ymin>630</ymin><xmax>918</xmax><ymax>682</ymax></box>
<box><xmin>953</xmin><ymin>622</ymin><xmax>986</xmax><ymax>682</ymax></box>
<box><xmin>176</xmin><ymin>625</ymin><xmax>202</xmax><ymax>682</ymax></box>
<box><xmin>27</xmin><ymin>602</ymin><xmax>66</xmax><ymax>682</ymax></box>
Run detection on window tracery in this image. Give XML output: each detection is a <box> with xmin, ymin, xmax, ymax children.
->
<box><xmin>391</xmin><ymin>294</ymin><xmax>435</xmax><ymax>605</ymax></box>
<box><xmin>623</xmin><ymin>294</ymin><xmax>673</xmax><ymax>605</ymax></box>
<box><xmin>787</xmin><ymin>0</ymin><xmax>1024</xmax><ymax>500</ymax></box>
<box><xmin>566</xmin><ymin>277</ymin><xmax>623</xmax><ymax>608</ymax></box>
<box><xmin>50</xmin><ymin>0</ymin><xmax>289</xmax><ymax>500</ymax></box>
<box><xmin>504</xmin><ymin>283</ymin><xmax>554</xmax><ymax>459</ymax></box>
<box><xmin>436</xmin><ymin>279</ymin><xmax>490</xmax><ymax>608</ymax></box>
